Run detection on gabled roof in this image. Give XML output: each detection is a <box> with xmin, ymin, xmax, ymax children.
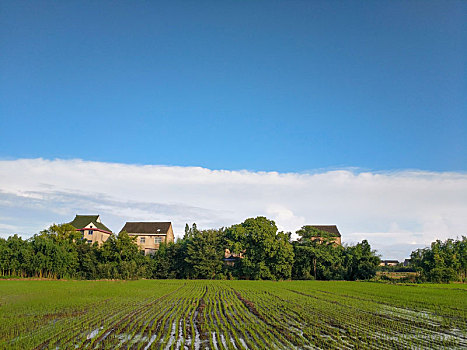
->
<box><xmin>120</xmin><ymin>222</ymin><xmax>171</xmax><ymax>235</ymax></box>
<box><xmin>69</xmin><ymin>215</ymin><xmax>112</xmax><ymax>232</ymax></box>
<box><xmin>306</xmin><ymin>225</ymin><xmax>341</xmax><ymax>237</ymax></box>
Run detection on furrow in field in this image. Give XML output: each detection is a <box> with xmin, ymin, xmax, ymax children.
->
<box><xmin>32</xmin><ymin>298</ymin><xmax>141</xmax><ymax>350</ymax></box>
<box><xmin>280</xmin><ymin>285</ymin><xmax>465</xmax><ymax>349</ymax></box>
<box><xmin>230</xmin><ymin>288</ymin><xmax>299</xmax><ymax>349</ymax></box>
<box><xmin>78</xmin><ymin>284</ymin><xmax>185</xmax><ymax>349</ymax></box>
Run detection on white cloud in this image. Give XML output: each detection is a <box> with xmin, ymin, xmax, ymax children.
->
<box><xmin>0</xmin><ymin>158</ymin><xmax>466</xmax><ymax>260</ymax></box>
<box><xmin>266</xmin><ymin>205</ymin><xmax>305</xmax><ymax>237</ymax></box>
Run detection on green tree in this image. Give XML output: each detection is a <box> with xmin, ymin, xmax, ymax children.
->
<box><xmin>292</xmin><ymin>227</ymin><xmax>345</xmax><ymax>280</ymax></box>
<box><xmin>152</xmin><ymin>240</ymin><xmax>192</xmax><ymax>279</ymax></box>
<box><xmin>411</xmin><ymin>237</ymin><xmax>466</xmax><ymax>282</ymax></box>
<box><xmin>185</xmin><ymin>229</ymin><xmax>225</xmax><ymax>279</ymax></box>
<box><xmin>0</xmin><ymin>235</ymin><xmax>34</xmax><ymax>277</ymax></box>
<box><xmin>152</xmin><ymin>242</ymin><xmax>174</xmax><ymax>279</ymax></box>
<box><xmin>75</xmin><ymin>240</ymin><xmax>100</xmax><ymax>279</ymax></box>
<box><xmin>224</xmin><ymin>217</ymin><xmax>294</xmax><ymax>280</ymax></box>
<box><xmin>456</xmin><ymin>237</ymin><xmax>467</xmax><ymax>282</ymax></box>
<box><xmin>99</xmin><ymin>231</ymin><xmax>145</xmax><ymax>279</ymax></box>
<box><xmin>30</xmin><ymin>233</ymin><xmax>78</xmax><ymax>279</ymax></box>
<box><xmin>39</xmin><ymin>223</ymin><xmax>83</xmax><ymax>243</ymax></box>
<box><xmin>296</xmin><ymin>226</ymin><xmax>338</xmax><ymax>241</ymax></box>
<box><xmin>343</xmin><ymin>240</ymin><xmax>380</xmax><ymax>280</ymax></box>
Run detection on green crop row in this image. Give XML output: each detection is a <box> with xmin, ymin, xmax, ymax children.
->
<box><xmin>0</xmin><ymin>280</ymin><xmax>465</xmax><ymax>349</ymax></box>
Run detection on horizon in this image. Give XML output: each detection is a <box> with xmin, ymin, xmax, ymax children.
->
<box><xmin>1</xmin><ymin>158</ymin><xmax>466</xmax><ymax>261</ymax></box>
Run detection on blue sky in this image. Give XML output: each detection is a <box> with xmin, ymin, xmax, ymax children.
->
<box><xmin>1</xmin><ymin>1</ymin><xmax>466</xmax><ymax>172</ymax></box>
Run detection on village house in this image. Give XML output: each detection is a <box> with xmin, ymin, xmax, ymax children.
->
<box><xmin>306</xmin><ymin>225</ymin><xmax>342</xmax><ymax>245</ymax></box>
<box><xmin>223</xmin><ymin>249</ymin><xmax>244</xmax><ymax>266</ymax></box>
<box><xmin>68</xmin><ymin>215</ymin><xmax>112</xmax><ymax>245</ymax></box>
<box><xmin>120</xmin><ymin>222</ymin><xmax>175</xmax><ymax>255</ymax></box>
<box><xmin>380</xmin><ymin>260</ymin><xmax>400</xmax><ymax>267</ymax></box>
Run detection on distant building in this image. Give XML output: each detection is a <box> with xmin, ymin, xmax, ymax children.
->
<box><xmin>379</xmin><ymin>260</ymin><xmax>399</xmax><ymax>267</ymax></box>
<box><xmin>69</xmin><ymin>215</ymin><xmax>112</xmax><ymax>245</ymax></box>
<box><xmin>305</xmin><ymin>225</ymin><xmax>342</xmax><ymax>245</ymax></box>
<box><xmin>223</xmin><ymin>249</ymin><xmax>244</xmax><ymax>266</ymax></box>
<box><xmin>120</xmin><ymin>222</ymin><xmax>175</xmax><ymax>255</ymax></box>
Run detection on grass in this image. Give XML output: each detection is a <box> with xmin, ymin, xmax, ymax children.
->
<box><xmin>0</xmin><ymin>280</ymin><xmax>465</xmax><ymax>349</ymax></box>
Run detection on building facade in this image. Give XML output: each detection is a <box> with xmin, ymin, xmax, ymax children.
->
<box><xmin>120</xmin><ymin>222</ymin><xmax>175</xmax><ymax>255</ymax></box>
<box><xmin>69</xmin><ymin>215</ymin><xmax>112</xmax><ymax>245</ymax></box>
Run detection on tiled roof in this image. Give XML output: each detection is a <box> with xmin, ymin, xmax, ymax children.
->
<box><xmin>120</xmin><ymin>222</ymin><xmax>171</xmax><ymax>235</ymax></box>
<box><xmin>306</xmin><ymin>225</ymin><xmax>341</xmax><ymax>237</ymax></box>
<box><xmin>69</xmin><ymin>215</ymin><xmax>112</xmax><ymax>232</ymax></box>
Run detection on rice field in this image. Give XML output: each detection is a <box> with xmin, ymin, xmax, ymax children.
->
<box><xmin>0</xmin><ymin>280</ymin><xmax>465</xmax><ymax>349</ymax></box>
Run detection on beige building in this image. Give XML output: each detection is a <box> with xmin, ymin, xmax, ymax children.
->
<box><xmin>69</xmin><ymin>215</ymin><xmax>112</xmax><ymax>245</ymax></box>
<box><xmin>380</xmin><ymin>260</ymin><xmax>399</xmax><ymax>267</ymax></box>
<box><xmin>120</xmin><ymin>222</ymin><xmax>175</xmax><ymax>255</ymax></box>
<box><xmin>305</xmin><ymin>225</ymin><xmax>342</xmax><ymax>245</ymax></box>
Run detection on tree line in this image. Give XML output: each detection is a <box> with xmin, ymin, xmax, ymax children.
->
<box><xmin>156</xmin><ymin>218</ymin><xmax>380</xmax><ymax>281</ymax></box>
<box><xmin>410</xmin><ymin>237</ymin><xmax>466</xmax><ymax>283</ymax></box>
<box><xmin>1</xmin><ymin>216</ymin><xmax>464</xmax><ymax>282</ymax></box>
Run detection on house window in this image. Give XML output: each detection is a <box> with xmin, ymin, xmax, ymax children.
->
<box><xmin>140</xmin><ymin>237</ymin><xmax>146</xmax><ymax>244</ymax></box>
<box><xmin>87</xmin><ymin>240</ymin><xmax>92</xmax><ymax>244</ymax></box>
<box><xmin>88</xmin><ymin>230</ymin><xmax>93</xmax><ymax>235</ymax></box>
<box><xmin>154</xmin><ymin>236</ymin><xmax>163</xmax><ymax>244</ymax></box>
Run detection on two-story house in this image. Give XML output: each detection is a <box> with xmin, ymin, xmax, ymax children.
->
<box><xmin>120</xmin><ymin>222</ymin><xmax>175</xmax><ymax>255</ymax></box>
<box><xmin>69</xmin><ymin>215</ymin><xmax>112</xmax><ymax>245</ymax></box>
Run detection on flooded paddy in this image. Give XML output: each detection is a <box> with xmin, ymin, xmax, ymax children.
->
<box><xmin>0</xmin><ymin>280</ymin><xmax>465</xmax><ymax>349</ymax></box>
